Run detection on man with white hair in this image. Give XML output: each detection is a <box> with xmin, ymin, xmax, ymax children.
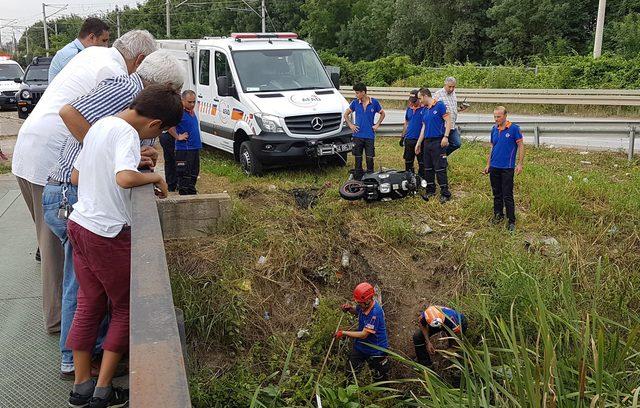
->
<box><xmin>11</xmin><ymin>30</ymin><xmax>157</xmax><ymax>337</ymax></box>
<box><xmin>434</xmin><ymin>77</ymin><xmax>469</xmax><ymax>156</ymax></box>
<box><xmin>42</xmin><ymin>50</ymin><xmax>184</xmax><ymax>380</ymax></box>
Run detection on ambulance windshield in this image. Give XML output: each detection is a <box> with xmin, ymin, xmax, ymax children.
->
<box><xmin>232</xmin><ymin>49</ymin><xmax>333</xmax><ymax>93</ymax></box>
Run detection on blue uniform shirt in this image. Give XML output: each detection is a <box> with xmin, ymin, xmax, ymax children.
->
<box><xmin>421</xmin><ymin>100</ymin><xmax>448</xmax><ymax>139</ymax></box>
<box><xmin>490</xmin><ymin>121</ymin><xmax>523</xmax><ymax>169</ymax></box>
<box><xmin>349</xmin><ymin>97</ymin><xmax>382</xmax><ymax>140</ymax></box>
<box><xmin>48</xmin><ymin>38</ymin><xmax>85</xmax><ymax>83</ymax></box>
<box><xmin>354</xmin><ymin>301</ymin><xmax>388</xmax><ymax>356</ymax></box>
<box><xmin>404</xmin><ymin>106</ymin><xmax>424</xmax><ymax>139</ymax></box>
<box><xmin>175</xmin><ymin>110</ymin><xmax>203</xmax><ymax>151</ymax></box>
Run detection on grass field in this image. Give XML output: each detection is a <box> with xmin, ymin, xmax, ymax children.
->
<box><xmin>166</xmin><ymin>138</ymin><xmax>640</xmax><ymax>407</ymax></box>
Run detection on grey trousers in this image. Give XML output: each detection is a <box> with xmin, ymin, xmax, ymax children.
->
<box><xmin>16</xmin><ymin>176</ymin><xmax>63</xmax><ymax>334</ymax></box>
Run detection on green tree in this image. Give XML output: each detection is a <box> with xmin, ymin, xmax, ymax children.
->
<box><xmin>336</xmin><ymin>0</ymin><xmax>394</xmax><ymax>61</ymax></box>
<box><xmin>299</xmin><ymin>0</ymin><xmax>353</xmax><ymax>51</ymax></box>
<box><xmin>606</xmin><ymin>13</ymin><xmax>640</xmax><ymax>57</ymax></box>
<box><xmin>485</xmin><ymin>0</ymin><xmax>598</xmax><ymax>62</ymax></box>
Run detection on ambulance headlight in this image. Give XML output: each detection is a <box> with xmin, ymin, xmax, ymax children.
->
<box><xmin>254</xmin><ymin>113</ymin><xmax>283</xmax><ymax>133</ymax></box>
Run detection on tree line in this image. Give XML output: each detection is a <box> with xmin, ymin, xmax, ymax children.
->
<box><xmin>9</xmin><ymin>0</ymin><xmax>640</xmax><ymax>67</ymax></box>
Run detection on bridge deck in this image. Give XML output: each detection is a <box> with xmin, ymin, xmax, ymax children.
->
<box><xmin>0</xmin><ymin>174</ymin><xmax>70</xmax><ymax>407</ymax></box>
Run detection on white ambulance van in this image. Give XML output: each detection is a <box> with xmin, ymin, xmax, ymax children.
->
<box><xmin>158</xmin><ymin>32</ymin><xmax>353</xmax><ymax>175</ymax></box>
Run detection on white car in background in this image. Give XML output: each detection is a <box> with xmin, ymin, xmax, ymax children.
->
<box><xmin>0</xmin><ymin>58</ymin><xmax>24</xmax><ymax>110</ymax></box>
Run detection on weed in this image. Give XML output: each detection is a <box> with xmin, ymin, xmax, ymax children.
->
<box><xmin>169</xmin><ymin>137</ymin><xmax>640</xmax><ymax>406</ymax></box>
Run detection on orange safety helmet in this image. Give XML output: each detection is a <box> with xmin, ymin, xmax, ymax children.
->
<box><xmin>353</xmin><ymin>282</ymin><xmax>375</xmax><ymax>303</ymax></box>
<box><xmin>423</xmin><ymin>306</ymin><xmax>445</xmax><ymax>328</ymax></box>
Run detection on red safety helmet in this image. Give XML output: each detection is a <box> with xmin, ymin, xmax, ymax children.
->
<box><xmin>353</xmin><ymin>282</ymin><xmax>375</xmax><ymax>303</ymax></box>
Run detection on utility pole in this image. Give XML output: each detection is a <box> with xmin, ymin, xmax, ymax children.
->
<box><xmin>166</xmin><ymin>0</ymin><xmax>171</xmax><ymax>38</ymax></box>
<box><xmin>115</xmin><ymin>5</ymin><xmax>121</xmax><ymax>37</ymax></box>
<box><xmin>54</xmin><ymin>20</ymin><xmax>58</xmax><ymax>35</ymax></box>
<box><xmin>593</xmin><ymin>0</ymin><xmax>606</xmax><ymax>58</ymax></box>
<box><xmin>261</xmin><ymin>0</ymin><xmax>266</xmax><ymax>33</ymax></box>
<box><xmin>42</xmin><ymin>3</ymin><xmax>50</xmax><ymax>56</ymax></box>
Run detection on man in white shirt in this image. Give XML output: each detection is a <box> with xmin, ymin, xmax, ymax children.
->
<box><xmin>434</xmin><ymin>76</ymin><xmax>469</xmax><ymax>156</ymax></box>
<box><xmin>11</xmin><ymin>29</ymin><xmax>157</xmax><ymax>334</ymax></box>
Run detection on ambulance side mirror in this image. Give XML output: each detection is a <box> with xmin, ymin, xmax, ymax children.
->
<box><xmin>217</xmin><ymin>75</ymin><xmax>230</xmax><ymax>97</ymax></box>
<box><xmin>330</xmin><ymin>72</ymin><xmax>340</xmax><ymax>89</ymax></box>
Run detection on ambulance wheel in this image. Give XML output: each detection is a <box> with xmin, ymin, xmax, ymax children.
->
<box><xmin>240</xmin><ymin>141</ymin><xmax>263</xmax><ymax>176</ymax></box>
<box><xmin>339</xmin><ymin>180</ymin><xmax>366</xmax><ymax>201</ymax></box>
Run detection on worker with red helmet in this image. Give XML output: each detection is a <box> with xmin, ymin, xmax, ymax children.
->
<box><xmin>336</xmin><ymin>282</ymin><xmax>390</xmax><ymax>382</ymax></box>
<box><xmin>413</xmin><ymin>305</ymin><xmax>467</xmax><ymax>367</ymax></box>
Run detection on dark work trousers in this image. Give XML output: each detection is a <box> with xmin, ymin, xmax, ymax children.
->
<box><xmin>352</xmin><ymin>137</ymin><xmax>375</xmax><ymax>180</ymax></box>
<box><xmin>159</xmin><ymin>132</ymin><xmax>177</xmax><ymax>191</ymax></box>
<box><xmin>412</xmin><ymin>316</ymin><xmax>468</xmax><ymax>366</ymax></box>
<box><xmin>345</xmin><ymin>348</ymin><xmax>390</xmax><ymax>382</ymax></box>
<box><xmin>489</xmin><ymin>167</ymin><xmax>516</xmax><ymax>223</ymax></box>
<box><xmin>175</xmin><ymin>149</ymin><xmax>200</xmax><ymax>195</ymax></box>
<box><xmin>423</xmin><ymin>137</ymin><xmax>450</xmax><ymax>197</ymax></box>
<box><xmin>403</xmin><ymin>138</ymin><xmax>424</xmax><ymax>175</ymax></box>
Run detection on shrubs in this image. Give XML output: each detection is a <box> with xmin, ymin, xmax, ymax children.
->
<box><xmin>320</xmin><ymin>52</ymin><xmax>640</xmax><ymax>89</ymax></box>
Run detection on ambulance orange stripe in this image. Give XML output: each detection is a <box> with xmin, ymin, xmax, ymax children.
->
<box><xmin>231</xmin><ymin>108</ymin><xmax>244</xmax><ymax>120</ymax></box>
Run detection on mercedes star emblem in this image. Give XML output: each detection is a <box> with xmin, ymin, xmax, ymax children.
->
<box><xmin>311</xmin><ymin>116</ymin><xmax>324</xmax><ymax>131</ymax></box>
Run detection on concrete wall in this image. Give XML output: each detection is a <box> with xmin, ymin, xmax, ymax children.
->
<box><xmin>156</xmin><ymin>193</ymin><xmax>231</xmax><ymax>239</ymax></box>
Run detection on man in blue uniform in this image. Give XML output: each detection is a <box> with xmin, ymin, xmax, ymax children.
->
<box><xmin>415</xmin><ymin>87</ymin><xmax>452</xmax><ymax>203</ymax></box>
<box><xmin>344</xmin><ymin>83</ymin><xmax>386</xmax><ymax>180</ymax></box>
<box><xmin>483</xmin><ymin>106</ymin><xmax>524</xmax><ymax>232</ymax></box>
<box><xmin>169</xmin><ymin>90</ymin><xmax>202</xmax><ymax>195</ymax></box>
<box><xmin>413</xmin><ymin>305</ymin><xmax>467</xmax><ymax>367</ymax></box>
<box><xmin>336</xmin><ymin>282</ymin><xmax>390</xmax><ymax>382</ymax></box>
<box><xmin>400</xmin><ymin>95</ymin><xmax>425</xmax><ymax>174</ymax></box>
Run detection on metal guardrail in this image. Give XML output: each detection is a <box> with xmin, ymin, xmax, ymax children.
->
<box><xmin>376</xmin><ymin>120</ymin><xmax>639</xmax><ymax>161</ymax></box>
<box><xmin>130</xmin><ymin>184</ymin><xmax>191</xmax><ymax>407</ymax></box>
<box><xmin>339</xmin><ymin>86</ymin><xmax>640</xmax><ymax>106</ymax></box>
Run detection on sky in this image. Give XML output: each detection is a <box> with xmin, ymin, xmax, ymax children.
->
<box><xmin>0</xmin><ymin>0</ymin><xmax>142</xmax><ymax>43</ymax></box>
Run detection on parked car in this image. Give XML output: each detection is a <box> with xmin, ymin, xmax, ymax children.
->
<box><xmin>0</xmin><ymin>58</ymin><xmax>24</xmax><ymax>110</ymax></box>
<box><xmin>15</xmin><ymin>56</ymin><xmax>52</xmax><ymax>119</ymax></box>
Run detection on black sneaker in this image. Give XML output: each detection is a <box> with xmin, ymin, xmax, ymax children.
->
<box><xmin>88</xmin><ymin>387</ymin><xmax>129</xmax><ymax>408</ymax></box>
<box><xmin>491</xmin><ymin>214</ymin><xmax>504</xmax><ymax>225</ymax></box>
<box><xmin>507</xmin><ymin>223</ymin><xmax>516</xmax><ymax>232</ymax></box>
<box><xmin>68</xmin><ymin>390</ymin><xmax>92</xmax><ymax>408</ymax></box>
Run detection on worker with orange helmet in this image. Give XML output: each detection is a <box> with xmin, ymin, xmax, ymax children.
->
<box><xmin>413</xmin><ymin>305</ymin><xmax>467</xmax><ymax>367</ymax></box>
<box><xmin>336</xmin><ymin>282</ymin><xmax>390</xmax><ymax>382</ymax></box>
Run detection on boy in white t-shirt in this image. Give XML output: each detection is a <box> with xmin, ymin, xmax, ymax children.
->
<box><xmin>65</xmin><ymin>84</ymin><xmax>183</xmax><ymax>408</ymax></box>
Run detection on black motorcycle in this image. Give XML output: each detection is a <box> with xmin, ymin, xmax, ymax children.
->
<box><xmin>339</xmin><ymin>169</ymin><xmax>423</xmax><ymax>202</ymax></box>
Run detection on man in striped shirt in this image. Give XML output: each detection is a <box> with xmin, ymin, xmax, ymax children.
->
<box><xmin>434</xmin><ymin>77</ymin><xmax>469</xmax><ymax>156</ymax></box>
<box><xmin>42</xmin><ymin>50</ymin><xmax>184</xmax><ymax>379</ymax></box>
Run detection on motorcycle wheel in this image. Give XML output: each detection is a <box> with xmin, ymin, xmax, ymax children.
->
<box><xmin>339</xmin><ymin>180</ymin><xmax>366</xmax><ymax>201</ymax></box>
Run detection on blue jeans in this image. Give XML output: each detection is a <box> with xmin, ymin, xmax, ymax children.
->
<box><xmin>446</xmin><ymin>128</ymin><xmax>462</xmax><ymax>156</ymax></box>
<box><xmin>42</xmin><ymin>183</ymin><xmax>105</xmax><ymax>371</ymax></box>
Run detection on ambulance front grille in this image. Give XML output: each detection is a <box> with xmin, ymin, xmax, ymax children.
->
<box><xmin>285</xmin><ymin>113</ymin><xmax>342</xmax><ymax>135</ymax></box>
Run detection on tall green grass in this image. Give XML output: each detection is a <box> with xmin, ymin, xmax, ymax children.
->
<box><xmin>172</xmin><ymin>140</ymin><xmax>639</xmax><ymax>407</ymax></box>
<box><xmin>244</xmin><ymin>269</ymin><xmax>640</xmax><ymax>407</ymax></box>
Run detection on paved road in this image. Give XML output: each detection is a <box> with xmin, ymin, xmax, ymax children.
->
<box><xmin>383</xmin><ymin>110</ymin><xmax>638</xmax><ymax>152</ymax></box>
<box><xmin>0</xmin><ymin>111</ymin><xmax>24</xmax><ymax>138</ymax></box>
<box><xmin>0</xmin><ymin>109</ymin><xmax>637</xmax><ymax>153</ymax></box>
